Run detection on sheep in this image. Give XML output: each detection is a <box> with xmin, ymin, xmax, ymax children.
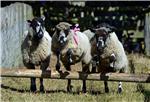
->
<box><xmin>52</xmin><ymin>22</ymin><xmax>92</xmax><ymax>93</ymax></box>
<box><xmin>21</xmin><ymin>16</ymin><xmax>52</xmax><ymax>92</ymax></box>
<box><xmin>83</xmin><ymin>23</ymin><xmax>128</xmax><ymax>93</ymax></box>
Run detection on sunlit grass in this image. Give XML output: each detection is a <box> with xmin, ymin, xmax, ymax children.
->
<box><xmin>1</xmin><ymin>54</ymin><xmax>150</xmax><ymax>102</ymax></box>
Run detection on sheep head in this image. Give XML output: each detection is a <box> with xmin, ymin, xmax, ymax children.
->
<box><xmin>91</xmin><ymin>23</ymin><xmax>116</xmax><ymax>52</ymax></box>
<box><xmin>27</xmin><ymin>16</ymin><xmax>45</xmax><ymax>40</ymax></box>
<box><xmin>55</xmin><ymin>22</ymin><xmax>72</xmax><ymax>46</ymax></box>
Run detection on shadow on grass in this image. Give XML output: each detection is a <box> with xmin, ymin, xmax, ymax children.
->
<box><xmin>136</xmin><ymin>83</ymin><xmax>150</xmax><ymax>102</ymax></box>
<box><xmin>143</xmin><ymin>90</ymin><xmax>150</xmax><ymax>102</ymax></box>
<box><xmin>1</xmin><ymin>84</ymin><xmax>30</xmax><ymax>93</ymax></box>
<box><xmin>1</xmin><ymin>84</ymin><xmax>102</xmax><ymax>95</ymax></box>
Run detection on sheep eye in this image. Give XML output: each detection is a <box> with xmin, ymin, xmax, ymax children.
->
<box><xmin>64</xmin><ymin>29</ymin><xmax>69</xmax><ymax>35</ymax></box>
<box><xmin>28</xmin><ymin>34</ymin><xmax>32</xmax><ymax>39</ymax></box>
<box><xmin>55</xmin><ymin>29</ymin><xmax>60</xmax><ymax>35</ymax></box>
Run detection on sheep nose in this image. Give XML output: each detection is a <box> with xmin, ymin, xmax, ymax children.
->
<box><xmin>38</xmin><ymin>33</ymin><xmax>43</xmax><ymax>39</ymax></box>
<box><xmin>34</xmin><ymin>33</ymin><xmax>43</xmax><ymax>40</ymax></box>
<box><xmin>59</xmin><ymin>36</ymin><xmax>64</xmax><ymax>44</ymax></box>
<box><xmin>59</xmin><ymin>36</ymin><xmax>67</xmax><ymax>44</ymax></box>
<box><xmin>97</xmin><ymin>40</ymin><xmax>104</xmax><ymax>50</ymax></box>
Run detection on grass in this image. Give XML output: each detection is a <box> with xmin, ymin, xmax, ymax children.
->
<box><xmin>1</xmin><ymin>54</ymin><xmax>150</xmax><ymax>102</ymax></box>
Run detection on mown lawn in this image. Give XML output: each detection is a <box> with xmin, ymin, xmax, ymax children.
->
<box><xmin>1</xmin><ymin>54</ymin><xmax>150</xmax><ymax>102</ymax></box>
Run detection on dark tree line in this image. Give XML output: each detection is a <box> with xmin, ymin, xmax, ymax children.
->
<box><xmin>1</xmin><ymin>1</ymin><xmax>150</xmax><ymax>54</ymax></box>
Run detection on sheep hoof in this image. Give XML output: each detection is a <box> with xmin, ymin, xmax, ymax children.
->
<box><xmin>67</xmin><ymin>85</ymin><xmax>73</xmax><ymax>93</ymax></box>
<box><xmin>105</xmin><ymin>87</ymin><xmax>109</xmax><ymax>93</ymax></box>
<box><xmin>40</xmin><ymin>85</ymin><xmax>45</xmax><ymax>93</ymax></box>
<box><xmin>82</xmin><ymin>88</ymin><xmax>86</xmax><ymax>93</ymax></box>
<box><xmin>30</xmin><ymin>85</ymin><xmax>37</xmax><ymax>92</ymax></box>
<box><xmin>118</xmin><ymin>87</ymin><xmax>122</xmax><ymax>93</ymax></box>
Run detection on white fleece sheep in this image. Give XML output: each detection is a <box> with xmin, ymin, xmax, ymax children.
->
<box><xmin>99</xmin><ymin>31</ymin><xmax>128</xmax><ymax>93</ymax></box>
<box><xmin>52</xmin><ymin>22</ymin><xmax>92</xmax><ymax>93</ymax></box>
<box><xmin>22</xmin><ymin>30</ymin><xmax>51</xmax><ymax>65</ymax></box>
<box><xmin>21</xmin><ymin>17</ymin><xmax>52</xmax><ymax>92</ymax></box>
<box><xmin>83</xmin><ymin>23</ymin><xmax>128</xmax><ymax>93</ymax></box>
<box><xmin>99</xmin><ymin>32</ymin><xmax>128</xmax><ymax>72</ymax></box>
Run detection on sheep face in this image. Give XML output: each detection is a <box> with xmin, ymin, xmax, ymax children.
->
<box><xmin>55</xmin><ymin>22</ymin><xmax>72</xmax><ymax>46</ymax></box>
<box><xmin>95</xmin><ymin>28</ymin><xmax>108</xmax><ymax>51</ymax></box>
<box><xmin>94</xmin><ymin>24</ymin><xmax>116</xmax><ymax>52</ymax></box>
<box><xmin>27</xmin><ymin>17</ymin><xmax>45</xmax><ymax>40</ymax></box>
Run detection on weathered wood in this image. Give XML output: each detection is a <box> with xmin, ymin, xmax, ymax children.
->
<box><xmin>1</xmin><ymin>68</ymin><xmax>150</xmax><ymax>83</ymax></box>
<box><xmin>1</xmin><ymin>3</ymin><xmax>33</xmax><ymax>67</ymax></box>
<box><xmin>145</xmin><ymin>12</ymin><xmax>150</xmax><ymax>56</ymax></box>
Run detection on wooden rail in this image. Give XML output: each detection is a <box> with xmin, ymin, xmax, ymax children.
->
<box><xmin>1</xmin><ymin>68</ymin><xmax>150</xmax><ymax>83</ymax></box>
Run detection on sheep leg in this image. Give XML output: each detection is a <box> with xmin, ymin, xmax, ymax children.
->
<box><xmin>67</xmin><ymin>49</ymin><xmax>73</xmax><ymax>64</ymax></box>
<box><xmin>92</xmin><ymin>55</ymin><xmax>98</xmax><ymax>73</ymax></box>
<box><xmin>104</xmin><ymin>81</ymin><xmax>109</xmax><ymax>93</ymax></box>
<box><xmin>40</xmin><ymin>58</ymin><xmax>50</xmax><ymax>92</ymax></box>
<box><xmin>56</xmin><ymin>49</ymin><xmax>61</xmax><ymax>71</ymax></box>
<box><xmin>92</xmin><ymin>61</ymin><xmax>97</xmax><ymax>73</ymax></box>
<box><xmin>117</xmin><ymin>81</ymin><xmax>122</xmax><ymax>93</ymax></box>
<box><xmin>28</xmin><ymin>64</ymin><xmax>37</xmax><ymax>92</ymax></box>
<box><xmin>66</xmin><ymin>49</ymin><xmax>73</xmax><ymax>92</ymax></box>
<box><xmin>82</xmin><ymin>62</ymin><xmax>90</xmax><ymax>93</ymax></box>
<box><xmin>30</xmin><ymin>78</ymin><xmax>36</xmax><ymax>92</ymax></box>
<box><xmin>67</xmin><ymin>79</ymin><xmax>73</xmax><ymax>92</ymax></box>
<box><xmin>40</xmin><ymin>78</ymin><xmax>44</xmax><ymax>92</ymax></box>
<box><xmin>82</xmin><ymin>80</ymin><xmax>86</xmax><ymax>93</ymax></box>
<box><xmin>66</xmin><ymin>65</ymin><xmax>73</xmax><ymax>92</ymax></box>
<box><xmin>39</xmin><ymin>76</ymin><xmax>45</xmax><ymax>93</ymax></box>
<box><xmin>109</xmin><ymin>53</ymin><xmax>116</xmax><ymax>68</ymax></box>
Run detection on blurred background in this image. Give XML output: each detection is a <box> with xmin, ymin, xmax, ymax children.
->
<box><xmin>1</xmin><ymin>2</ymin><xmax>150</xmax><ymax>102</ymax></box>
<box><xmin>1</xmin><ymin>1</ymin><xmax>150</xmax><ymax>67</ymax></box>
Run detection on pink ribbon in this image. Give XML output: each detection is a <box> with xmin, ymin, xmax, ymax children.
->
<box><xmin>71</xmin><ymin>25</ymin><xmax>80</xmax><ymax>47</ymax></box>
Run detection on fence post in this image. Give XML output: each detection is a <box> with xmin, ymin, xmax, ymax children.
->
<box><xmin>144</xmin><ymin>12</ymin><xmax>150</xmax><ymax>56</ymax></box>
<box><xmin>0</xmin><ymin>3</ymin><xmax>33</xmax><ymax>68</ymax></box>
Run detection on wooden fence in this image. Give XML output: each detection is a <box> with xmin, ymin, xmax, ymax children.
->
<box><xmin>1</xmin><ymin>68</ymin><xmax>150</xmax><ymax>83</ymax></box>
<box><xmin>145</xmin><ymin>12</ymin><xmax>150</xmax><ymax>56</ymax></box>
<box><xmin>0</xmin><ymin>3</ymin><xmax>33</xmax><ymax>68</ymax></box>
<box><xmin>0</xmin><ymin>2</ymin><xmax>150</xmax><ymax>84</ymax></box>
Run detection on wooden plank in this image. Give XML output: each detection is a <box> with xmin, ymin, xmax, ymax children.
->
<box><xmin>0</xmin><ymin>68</ymin><xmax>150</xmax><ymax>83</ymax></box>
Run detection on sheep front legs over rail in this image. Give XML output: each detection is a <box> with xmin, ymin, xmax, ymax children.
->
<box><xmin>1</xmin><ymin>68</ymin><xmax>150</xmax><ymax>83</ymax></box>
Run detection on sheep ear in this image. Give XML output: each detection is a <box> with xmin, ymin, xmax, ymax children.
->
<box><xmin>27</xmin><ymin>20</ymin><xmax>32</xmax><ymax>26</ymax></box>
<box><xmin>68</xmin><ymin>23</ymin><xmax>72</xmax><ymax>27</ymax></box>
<box><xmin>109</xmin><ymin>26</ymin><xmax>117</xmax><ymax>33</ymax></box>
<box><xmin>88</xmin><ymin>27</ymin><xmax>96</xmax><ymax>33</ymax></box>
<box><xmin>68</xmin><ymin>23</ymin><xmax>73</xmax><ymax>29</ymax></box>
<box><xmin>27</xmin><ymin>20</ymin><xmax>32</xmax><ymax>23</ymax></box>
<box><xmin>107</xmin><ymin>28</ymin><xmax>112</xmax><ymax>33</ymax></box>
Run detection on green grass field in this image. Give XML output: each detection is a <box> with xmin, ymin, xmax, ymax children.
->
<box><xmin>1</xmin><ymin>54</ymin><xmax>150</xmax><ymax>102</ymax></box>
